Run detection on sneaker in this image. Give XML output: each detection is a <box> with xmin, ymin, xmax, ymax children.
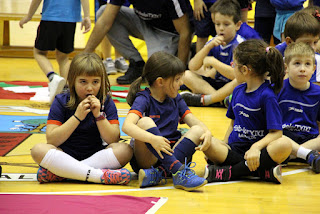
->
<box><xmin>37</xmin><ymin>167</ymin><xmax>65</xmax><ymax>183</ymax></box>
<box><xmin>258</xmin><ymin>165</ymin><xmax>282</xmax><ymax>184</ymax></box>
<box><xmin>100</xmin><ymin>168</ymin><xmax>131</xmax><ymax>185</ymax></box>
<box><xmin>204</xmin><ymin>164</ymin><xmax>232</xmax><ymax>183</ymax></box>
<box><xmin>307</xmin><ymin>150</ymin><xmax>320</xmax><ymax>173</ymax></box>
<box><xmin>49</xmin><ymin>74</ymin><xmax>66</xmax><ymax>104</ymax></box>
<box><xmin>173</xmin><ymin>161</ymin><xmax>207</xmax><ymax>191</ymax></box>
<box><xmin>138</xmin><ymin>166</ymin><xmax>167</xmax><ymax>188</ymax></box>
<box><xmin>180</xmin><ymin>91</ymin><xmax>203</xmax><ymax>107</ymax></box>
<box><xmin>116</xmin><ymin>59</ymin><xmax>144</xmax><ymax>85</ymax></box>
<box><xmin>115</xmin><ymin>57</ymin><xmax>129</xmax><ymax>73</ymax></box>
<box><xmin>103</xmin><ymin>58</ymin><xmax>117</xmax><ymax>75</ymax></box>
<box><xmin>224</xmin><ymin>94</ymin><xmax>232</xmax><ymax>108</ymax></box>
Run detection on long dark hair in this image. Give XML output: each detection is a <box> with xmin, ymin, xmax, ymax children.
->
<box><xmin>233</xmin><ymin>39</ymin><xmax>284</xmax><ymax>93</ymax></box>
<box><xmin>127</xmin><ymin>51</ymin><xmax>185</xmax><ymax>106</ymax></box>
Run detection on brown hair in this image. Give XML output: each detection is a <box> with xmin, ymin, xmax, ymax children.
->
<box><xmin>284</xmin><ymin>11</ymin><xmax>320</xmax><ymax>41</ymax></box>
<box><xmin>66</xmin><ymin>52</ymin><xmax>111</xmax><ymax>110</ymax></box>
<box><xmin>233</xmin><ymin>39</ymin><xmax>285</xmax><ymax>93</ymax></box>
<box><xmin>126</xmin><ymin>51</ymin><xmax>185</xmax><ymax>106</ymax></box>
<box><xmin>209</xmin><ymin>0</ymin><xmax>241</xmax><ymax>24</ymax></box>
<box><xmin>284</xmin><ymin>42</ymin><xmax>315</xmax><ymax>65</ymax></box>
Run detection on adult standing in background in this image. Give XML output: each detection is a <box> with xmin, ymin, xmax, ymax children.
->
<box><xmin>85</xmin><ymin>0</ymin><xmax>194</xmax><ymax>85</ymax></box>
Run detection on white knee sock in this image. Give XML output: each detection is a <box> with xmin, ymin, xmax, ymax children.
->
<box><xmin>297</xmin><ymin>147</ymin><xmax>312</xmax><ymax>160</ymax></box>
<box><xmin>40</xmin><ymin>149</ymin><xmax>103</xmax><ymax>183</ymax></box>
<box><xmin>81</xmin><ymin>148</ymin><xmax>121</xmax><ymax>169</ymax></box>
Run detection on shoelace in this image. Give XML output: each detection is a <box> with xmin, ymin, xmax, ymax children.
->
<box><xmin>178</xmin><ymin>158</ymin><xmax>198</xmax><ymax>179</ymax></box>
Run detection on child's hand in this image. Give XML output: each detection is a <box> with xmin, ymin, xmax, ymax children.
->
<box><xmin>87</xmin><ymin>95</ymin><xmax>101</xmax><ymax>118</ymax></box>
<box><xmin>150</xmin><ymin>136</ymin><xmax>173</xmax><ymax>159</ymax></box>
<box><xmin>74</xmin><ymin>96</ymin><xmax>92</xmax><ymax>121</ymax></box>
<box><xmin>196</xmin><ymin>130</ymin><xmax>212</xmax><ymax>151</ymax></box>
<box><xmin>81</xmin><ymin>17</ymin><xmax>91</xmax><ymax>34</ymax></box>
<box><xmin>207</xmin><ymin>36</ymin><xmax>226</xmax><ymax>49</ymax></box>
<box><xmin>244</xmin><ymin>147</ymin><xmax>261</xmax><ymax>171</ymax></box>
<box><xmin>19</xmin><ymin>16</ymin><xmax>31</xmax><ymax>28</ymax></box>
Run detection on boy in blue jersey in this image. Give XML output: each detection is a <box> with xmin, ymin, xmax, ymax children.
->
<box><xmin>278</xmin><ymin>42</ymin><xmax>320</xmax><ymax>173</ymax></box>
<box><xmin>275</xmin><ymin>11</ymin><xmax>320</xmax><ymax>84</ymax></box>
<box><xmin>181</xmin><ymin>0</ymin><xmax>244</xmax><ymax>107</ymax></box>
<box><xmin>20</xmin><ymin>0</ymin><xmax>91</xmax><ymax>104</ymax></box>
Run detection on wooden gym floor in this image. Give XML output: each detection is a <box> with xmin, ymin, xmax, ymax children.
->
<box><xmin>0</xmin><ymin>1</ymin><xmax>319</xmax><ymax>213</ymax></box>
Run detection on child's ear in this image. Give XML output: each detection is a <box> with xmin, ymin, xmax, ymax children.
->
<box><xmin>155</xmin><ymin>77</ymin><xmax>164</xmax><ymax>86</ymax></box>
<box><xmin>284</xmin><ymin>63</ymin><xmax>288</xmax><ymax>74</ymax></box>
<box><xmin>285</xmin><ymin>37</ymin><xmax>293</xmax><ymax>45</ymax></box>
<box><xmin>235</xmin><ymin>21</ymin><xmax>242</xmax><ymax>31</ymax></box>
<box><xmin>241</xmin><ymin>65</ymin><xmax>249</xmax><ymax>75</ymax></box>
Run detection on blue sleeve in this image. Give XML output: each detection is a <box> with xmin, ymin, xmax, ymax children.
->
<box><xmin>47</xmin><ymin>97</ymin><xmax>68</xmax><ymax>124</ymax></box>
<box><xmin>129</xmin><ymin>94</ymin><xmax>149</xmax><ymax>117</ymax></box>
<box><xmin>263</xmin><ymin>93</ymin><xmax>283</xmax><ymax>130</ymax></box>
<box><xmin>103</xmin><ymin>96</ymin><xmax>119</xmax><ymax>121</ymax></box>
<box><xmin>177</xmin><ymin>94</ymin><xmax>190</xmax><ymax>118</ymax></box>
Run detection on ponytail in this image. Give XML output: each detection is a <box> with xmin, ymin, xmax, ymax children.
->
<box><xmin>126</xmin><ymin>76</ymin><xmax>144</xmax><ymax>106</ymax></box>
<box><xmin>265</xmin><ymin>47</ymin><xmax>284</xmax><ymax>94</ymax></box>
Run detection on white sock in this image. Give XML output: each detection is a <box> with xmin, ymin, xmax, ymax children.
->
<box><xmin>296</xmin><ymin>147</ymin><xmax>312</xmax><ymax>160</ymax></box>
<box><xmin>81</xmin><ymin>148</ymin><xmax>121</xmax><ymax>169</ymax></box>
<box><xmin>203</xmin><ymin>95</ymin><xmax>212</xmax><ymax>106</ymax></box>
<box><xmin>40</xmin><ymin>149</ymin><xmax>103</xmax><ymax>183</ymax></box>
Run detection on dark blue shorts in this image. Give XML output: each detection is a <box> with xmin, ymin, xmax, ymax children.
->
<box><xmin>35</xmin><ymin>20</ymin><xmax>76</xmax><ymax>54</ymax></box>
<box><xmin>283</xmin><ymin>130</ymin><xmax>318</xmax><ymax>145</ymax></box>
<box><xmin>194</xmin><ymin>3</ymin><xmax>216</xmax><ymax>38</ymax></box>
<box><xmin>202</xmin><ymin>76</ymin><xmax>227</xmax><ymax>90</ymax></box>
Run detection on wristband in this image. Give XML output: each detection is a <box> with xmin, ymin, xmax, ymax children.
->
<box><xmin>95</xmin><ymin>112</ymin><xmax>106</xmax><ymax>121</ymax></box>
<box><xmin>73</xmin><ymin>114</ymin><xmax>82</xmax><ymax>122</ymax></box>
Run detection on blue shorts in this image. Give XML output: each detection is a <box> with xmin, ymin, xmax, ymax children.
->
<box><xmin>194</xmin><ymin>3</ymin><xmax>216</xmax><ymax>38</ymax></box>
<box><xmin>283</xmin><ymin>130</ymin><xmax>318</xmax><ymax>145</ymax></box>
<box><xmin>202</xmin><ymin>76</ymin><xmax>227</xmax><ymax>90</ymax></box>
<box><xmin>273</xmin><ymin>11</ymin><xmax>295</xmax><ymax>41</ymax></box>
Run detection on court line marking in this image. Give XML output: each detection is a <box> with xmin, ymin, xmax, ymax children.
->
<box><xmin>0</xmin><ymin>168</ymin><xmax>310</xmax><ymax>195</ymax></box>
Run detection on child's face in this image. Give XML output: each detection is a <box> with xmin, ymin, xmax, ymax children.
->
<box><xmin>286</xmin><ymin>56</ymin><xmax>316</xmax><ymax>86</ymax></box>
<box><xmin>294</xmin><ymin>34</ymin><xmax>319</xmax><ymax>52</ymax></box>
<box><xmin>75</xmin><ymin>75</ymin><xmax>101</xmax><ymax>101</ymax></box>
<box><xmin>163</xmin><ymin>73</ymin><xmax>184</xmax><ymax>99</ymax></box>
<box><xmin>212</xmin><ymin>12</ymin><xmax>241</xmax><ymax>44</ymax></box>
<box><xmin>231</xmin><ymin>60</ymin><xmax>246</xmax><ymax>83</ymax></box>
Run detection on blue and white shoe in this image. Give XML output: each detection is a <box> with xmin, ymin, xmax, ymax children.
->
<box><xmin>138</xmin><ymin>166</ymin><xmax>167</xmax><ymax>188</ymax></box>
<box><xmin>173</xmin><ymin>160</ymin><xmax>207</xmax><ymax>191</ymax></box>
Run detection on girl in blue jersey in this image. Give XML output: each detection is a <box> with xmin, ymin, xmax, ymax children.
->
<box><xmin>204</xmin><ymin>39</ymin><xmax>292</xmax><ymax>184</ymax></box>
<box><xmin>122</xmin><ymin>51</ymin><xmax>211</xmax><ymax>191</ymax></box>
<box><xmin>30</xmin><ymin>53</ymin><xmax>132</xmax><ymax>185</ymax></box>
<box><xmin>279</xmin><ymin>42</ymin><xmax>320</xmax><ymax>173</ymax></box>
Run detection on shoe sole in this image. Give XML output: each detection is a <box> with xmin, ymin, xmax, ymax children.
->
<box><xmin>107</xmin><ymin>70</ymin><xmax>117</xmax><ymax>75</ymax></box>
<box><xmin>49</xmin><ymin>78</ymin><xmax>66</xmax><ymax>104</ymax></box>
<box><xmin>312</xmin><ymin>157</ymin><xmax>320</xmax><ymax>173</ymax></box>
<box><xmin>273</xmin><ymin>165</ymin><xmax>282</xmax><ymax>184</ymax></box>
<box><xmin>138</xmin><ymin>169</ymin><xmax>146</xmax><ymax>188</ymax></box>
<box><xmin>116</xmin><ymin>68</ymin><xmax>127</xmax><ymax>73</ymax></box>
<box><xmin>174</xmin><ymin>179</ymin><xmax>208</xmax><ymax>191</ymax></box>
<box><xmin>203</xmin><ymin>165</ymin><xmax>209</xmax><ymax>179</ymax></box>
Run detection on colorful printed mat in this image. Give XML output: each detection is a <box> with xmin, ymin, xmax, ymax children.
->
<box><xmin>0</xmin><ymin>81</ymin><xmax>131</xmax><ymax>103</ymax></box>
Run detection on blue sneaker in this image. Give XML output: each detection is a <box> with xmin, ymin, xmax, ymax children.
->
<box><xmin>138</xmin><ymin>166</ymin><xmax>167</xmax><ymax>188</ymax></box>
<box><xmin>173</xmin><ymin>161</ymin><xmax>207</xmax><ymax>191</ymax></box>
<box><xmin>307</xmin><ymin>150</ymin><xmax>320</xmax><ymax>173</ymax></box>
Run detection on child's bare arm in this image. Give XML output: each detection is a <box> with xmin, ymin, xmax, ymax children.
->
<box><xmin>19</xmin><ymin>0</ymin><xmax>42</xmax><ymax>28</ymax></box>
<box><xmin>203</xmin><ymin>56</ymin><xmax>235</xmax><ymax>80</ymax></box>
<box><xmin>189</xmin><ymin>36</ymin><xmax>225</xmax><ymax>71</ymax></box>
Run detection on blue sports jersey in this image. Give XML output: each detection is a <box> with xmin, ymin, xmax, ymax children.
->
<box><xmin>238</xmin><ymin>23</ymin><xmax>261</xmax><ymax>40</ymax></box>
<box><xmin>47</xmin><ymin>93</ymin><xmax>119</xmax><ymax>160</ymax></box>
<box><xmin>226</xmin><ymin>81</ymin><xmax>282</xmax><ymax>149</ymax></box>
<box><xmin>278</xmin><ymin>79</ymin><xmax>320</xmax><ymax>136</ymax></box>
<box><xmin>207</xmin><ymin>34</ymin><xmax>245</xmax><ymax>83</ymax></box>
<box><xmin>42</xmin><ymin>0</ymin><xmax>82</xmax><ymax>22</ymax></box>
<box><xmin>276</xmin><ymin>42</ymin><xmax>320</xmax><ymax>83</ymax></box>
<box><xmin>108</xmin><ymin>0</ymin><xmax>193</xmax><ymax>34</ymax></box>
<box><xmin>129</xmin><ymin>88</ymin><xmax>191</xmax><ymax>142</ymax></box>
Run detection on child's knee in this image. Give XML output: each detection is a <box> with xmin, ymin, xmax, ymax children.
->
<box><xmin>31</xmin><ymin>143</ymin><xmax>56</xmax><ymax>164</ymax></box>
<box><xmin>136</xmin><ymin>117</ymin><xmax>156</xmax><ymax>130</ymax></box>
<box><xmin>185</xmin><ymin>125</ymin><xmax>204</xmax><ymax>142</ymax></box>
<box><xmin>108</xmin><ymin>143</ymin><xmax>133</xmax><ymax>166</ymax></box>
